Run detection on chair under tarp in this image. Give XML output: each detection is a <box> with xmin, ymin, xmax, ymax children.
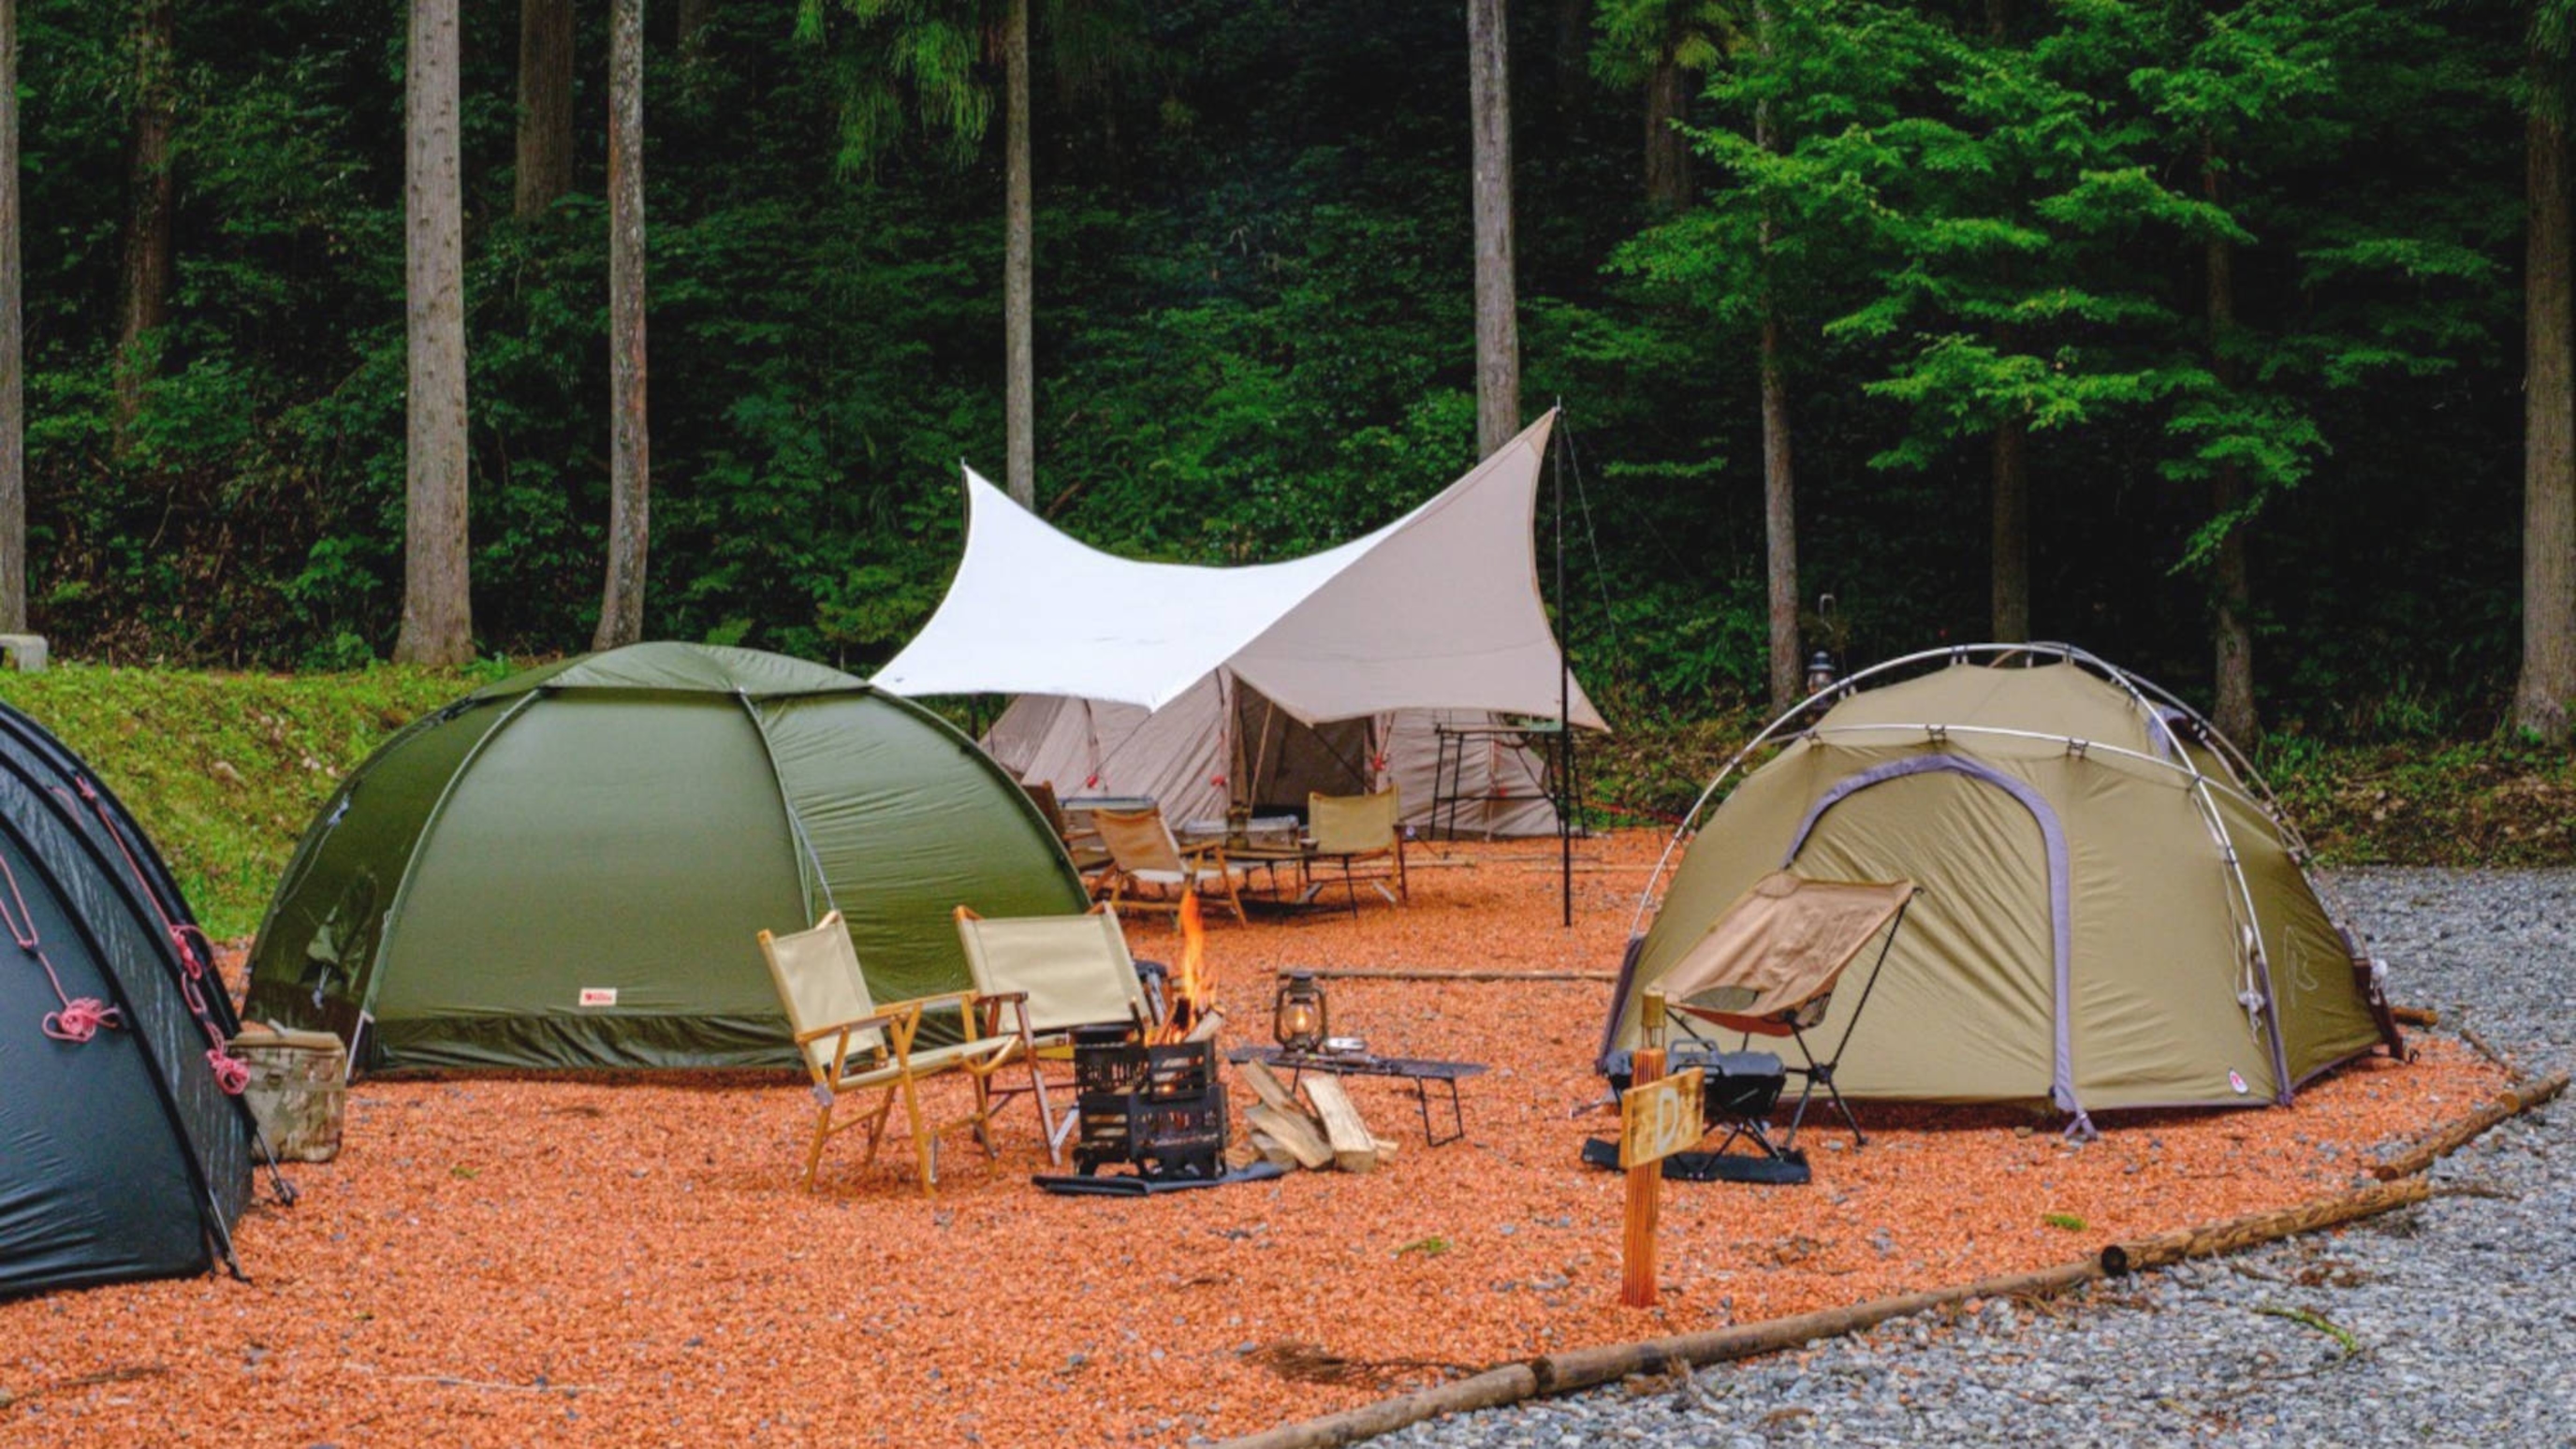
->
<box><xmin>1651</xmin><ymin>871</ymin><xmax>1918</xmax><ymax>1147</ymax></box>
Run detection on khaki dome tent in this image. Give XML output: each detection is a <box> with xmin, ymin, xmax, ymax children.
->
<box><xmin>1602</xmin><ymin>646</ymin><xmax>2402</xmax><ymax>1127</ymax></box>
<box><xmin>242</xmin><ymin>643</ymin><xmax>1089</xmax><ymax>1073</ymax></box>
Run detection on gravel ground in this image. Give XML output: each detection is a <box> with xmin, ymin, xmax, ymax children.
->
<box><xmin>1376</xmin><ymin>868</ymin><xmax>2576</xmax><ymax>1449</ymax></box>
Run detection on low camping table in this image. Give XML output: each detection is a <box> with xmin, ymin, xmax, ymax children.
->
<box><xmin>1225</xmin><ymin>1045</ymin><xmax>1486</xmax><ymax>1147</ymax></box>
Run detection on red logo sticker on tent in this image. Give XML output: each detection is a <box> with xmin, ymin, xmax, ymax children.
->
<box><xmin>2228</xmin><ymin>1069</ymin><xmax>2248</xmax><ymax>1095</ymax></box>
<box><xmin>578</xmin><ymin>988</ymin><xmax>619</xmax><ymax>1008</ymax></box>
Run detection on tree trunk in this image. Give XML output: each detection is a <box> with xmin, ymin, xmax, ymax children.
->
<box><xmin>594</xmin><ymin>0</ymin><xmax>650</xmax><ymax>651</ymax></box>
<box><xmin>1644</xmin><ymin>51</ymin><xmax>1690</xmax><ymax>214</ymax></box>
<box><xmin>112</xmin><ymin>0</ymin><xmax>175</xmax><ymax>449</ymax></box>
<box><xmin>515</xmin><ymin>0</ymin><xmax>574</xmax><ymax>221</ymax></box>
<box><xmin>1002</xmin><ymin>0</ymin><xmax>1034</xmax><ymax>508</ymax></box>
<box><xmin>679</xmin><ymin>0</ymin><xmax>713</xmax><ymax>66</ymax></box>
<box><xmin>2515</xmin><ymin>40</ymin><xmax>2576</xmax><ymax>742</ymax></box>
<box><xmin>1989</xmin><ymin>419</ymin><xmax>2028</xmax><ymax>641</ymax></box>
<box><xmin>1469</xmin><ymin>0</ymin><xmax>1520</xmax><ymax>458</ymax></box>
<box><xmin>396</xmin><ymin>0</ymin><xmax>473</xmax><ymax>667</ymax></box>
<box><xmin>2205</xmin><ymin>141</ymin><xmax>2258</xmax><ymax>741</ymax></box>
<box><xmin>0</xmin><ymin>0</ymin><xmax>21</xmax><ymax>632</ymax></box>
<box><xmin>1753</xmin><ymin>7</ymin><xmax>1798</xmax><ymax>712</ymax></box>
<box><xmin>1760</xmin><ymin>311</ymin><xmax>1800</xmax><ymax>710</ymax></box>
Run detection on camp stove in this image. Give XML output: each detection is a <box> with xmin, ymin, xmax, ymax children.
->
<box><xmin>1067</xmin><ymin>1027</ymin><xmax>1229</xmax><ymax>1181</ymax></box>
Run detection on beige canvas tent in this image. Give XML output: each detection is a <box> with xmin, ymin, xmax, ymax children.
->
<box><xmin>1603</xmin><ymin>646</ymin><xmax>2402</xmax><ymax>1129</ymax></box>
<box><xmin>877</xmin><ymin>413</ymin><xmax>1602</xmax><ymax>837</ymax></box>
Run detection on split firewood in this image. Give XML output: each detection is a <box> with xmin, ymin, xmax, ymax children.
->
<box><xmin>1301</xmin><ymin>1076</ymin><xmax>1378</xmax><ymax>1174</ymax></box>
<box><xmin>1184</xmin><ymin>1007</ymin><xmax>1226</xmax><ymax>1045</ymax></box>
<box><xmin>1235</xmin><ymin>1060</ymin><xmax>1306</xmax><ymax>1117</ymax></box>
<box><xmin>1372</xmin><ymin>1134</ymin><xmax>1399</xmax><ymax>1164</ymax></box>
<box><xmin>1224</xmin><ymin>1139</ymin><xmax>1261</xmax><ymax>1172</ymax></box>
<box><xmin>1245</xmin><ymin>1104</ymin><xmax>1334</xmax><ymax>1170</ymax></box>
<box><xmin>1247</xmin><ymin>1131</ymin><xmax>1299</xmax><ymax>1169</ymax></box>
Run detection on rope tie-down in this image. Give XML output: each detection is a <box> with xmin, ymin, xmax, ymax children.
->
<box><xmin>0</xmin><ymin>846</ymin><xmax>124</xmax><ymax>1043</ymax></box>
<box><xmin>61</xmin><ymin>778</ymin><xmax>253</xmax><ymax>1094</ymax></box>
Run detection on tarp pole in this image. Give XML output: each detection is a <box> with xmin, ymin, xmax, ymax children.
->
<box><xmin>1554</xmin><ymin>404</ymin><xmax>1573</xmax><ymax>929</ymax></box>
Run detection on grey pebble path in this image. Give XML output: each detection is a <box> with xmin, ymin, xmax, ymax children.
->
<box><xmin>1371</xmin><ymin>867</ymin><xmax>2576</xmax><ymax>1448</ymax></box>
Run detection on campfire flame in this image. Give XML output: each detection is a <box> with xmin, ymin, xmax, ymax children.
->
<box><xmin>1168</xmin><ymin>887</ymin><xmax>1208</xmax><ymax>1041</ymax></box>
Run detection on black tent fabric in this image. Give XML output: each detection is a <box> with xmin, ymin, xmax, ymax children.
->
<box><xmin>0</xmin><ymin>702</ymin><xmax>252</xmax><ymax>1297</ymax></box>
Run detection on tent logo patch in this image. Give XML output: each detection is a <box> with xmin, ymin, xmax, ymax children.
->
<box><xmin>578</xmin><ymin>988</ymin><xmax>619</xmax><ymax>1008</ymax></box>
<box><xmin>2228</xmin><ymin>1069</ymin><xmax>2249</xmax><ymax>1095</ymax></box>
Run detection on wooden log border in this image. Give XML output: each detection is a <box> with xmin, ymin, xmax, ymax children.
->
<box><xmin>1218</xmin><ymin>1168</ymin><xmax>2468</xmax><ymax>1449</ymax></box>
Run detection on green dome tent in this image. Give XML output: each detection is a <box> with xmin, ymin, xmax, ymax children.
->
<box><xmin>1601</xmin><ymin>646</ymin><xmax>2404</xmax><ymax>1128</ymax></box>
<box><xmin>242</xmin><ymin>643</ymin><xmax>1088</xmax><ymax>1072</ymax></box>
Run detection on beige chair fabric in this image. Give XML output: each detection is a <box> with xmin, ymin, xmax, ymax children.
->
<box><xmin>1661</xmin><ymin>871</ymin><xmax>1915</xmax><ymax>1035</ymax></box>
<box><xmin>1092</xmin><ymin>804</ymin><xmax>1250</xmax><ymax>922</ymax></box>
<box><xmin>954</xmin><ymin>904</ymin><xmax>1156</xmax><ymax>1161</ymax></box>
<box><xmin>1306</xmin><ymin>787</ymin><xmax>1407</xmax><ymax>914</ymax></box>
<box><xmin>756</xmin><ymin>910</ymin><xmax>1031</xmax><ymax>1194</ymax></box>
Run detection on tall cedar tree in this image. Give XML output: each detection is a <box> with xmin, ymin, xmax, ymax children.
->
<box><xmin>112</xmin><ymin>0</ymin><xmax>174</xmax><ymax>448</ymax></box>
<box><xmin>517</xmin><ymin>0</ymin><xmax>574</xmax><ymax>220</ymax></box>
<box><xmin>396</xmin><ymin>0</ymin><xmax>472</xmax><ymax>665</ymax></box>
<box><xmin>595</xmin><ymin>0</ymin><xmax>651</xmax><ymax>649</ymax></box>
<box><xmin>1470</xmin><ymin>0</ymin><xmax>1521</xmax><ymax>457</ymax></box>
<box><xmin>2518</xmin><ymin>0</ymin><xmax>2576</xmax><ymax>741</ymax></box>
<box><xmin>0</xmin><ymin>0</ymin><xmax>18</xmax><ymax>633</ymax></box>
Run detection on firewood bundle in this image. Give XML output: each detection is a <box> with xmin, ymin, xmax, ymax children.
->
<box><xmin>1225</xmin><ymin>1059</ymin><xmax>1398</xmax><ymax>1175</ymax></box>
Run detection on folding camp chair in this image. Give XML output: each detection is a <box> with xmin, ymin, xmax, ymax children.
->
<box><xmin>953</xmin><ymin>903</ymin><xmax>1160</xmax><ymax>1164</ymax></box>
<box><xmin>1660</xmin><ymin>871</ymin><xmax>1919</xmax><ymax>1149</ymax></box>
<box><xmin>1024</xmin><ymin>780</ymin><xmax>1113</xmax><ymax>884</ymax></box>
<box><xmin>755</xmin><ymin>910</ymin><xmax>1032</xmax><ymax>1195</ymax></box>
<box><xmin>1304</xmin><ymin>788</ymin><xmax>1407</xmax><ymax>917</ymax></box>
<box><xmin>1092</xmin><ymin>804</ymin><xmax>1252</xmax><ymax>924</ymax></box>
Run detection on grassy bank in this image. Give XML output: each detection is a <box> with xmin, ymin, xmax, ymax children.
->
<box><xmin>0</xmin><ymin>665</ymin><xmax>2563</xmax><ymax>940</ymax></box>
<box><xmin>0</xmin><ymin>665</ymin><xmax>481</xmax><ymax>937</ymax></box>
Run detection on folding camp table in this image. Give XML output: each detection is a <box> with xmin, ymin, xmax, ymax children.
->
<box><xmin>1658</xmin><ymin>871</ymin><xmax>1920</xmax><ymax>1149</ymax></box>
<box><xmin>1225</xmin><ymin>1045</ymin><xmax>1486</xmax><ymax>1146</ymax></box>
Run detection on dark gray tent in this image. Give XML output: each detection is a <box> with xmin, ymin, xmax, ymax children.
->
<box><xmin>0</xmin><ymin>702</ymin><xmax>251</xmax><ymax>1297</ymax></box>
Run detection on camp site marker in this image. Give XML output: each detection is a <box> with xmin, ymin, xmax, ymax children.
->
<box><xmin>1619</xmin><ymin>990</ymin><xmax>1703</xmax><ymax>1309</ymax></box>
<box><xmin>1619</xmin><ymin>1068</ymin><xmax>1705</xmax><ymax>1169</ymax></box>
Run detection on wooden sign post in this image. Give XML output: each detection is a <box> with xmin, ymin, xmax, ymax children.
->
<box><xmin>1618</xmin><ymin>990</ymin><xmax>1703</xmax><ymax>1308</ymax></box>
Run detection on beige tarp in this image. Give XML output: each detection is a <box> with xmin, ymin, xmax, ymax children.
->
<box><xmin>983</xmin><ymin>675</ymin><xmax>1564</xmax><ymax>837</ymax></box>
<box><xmin>1606</xmin><ymin>660</ymin><xmax>2392</xmax><ymax>1119</ymax></box>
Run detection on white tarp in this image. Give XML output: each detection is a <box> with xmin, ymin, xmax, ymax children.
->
<box><xmin>875</xmin><ymin>411</ymin><xmax>1606</xmax><ymax>730</ymax></box>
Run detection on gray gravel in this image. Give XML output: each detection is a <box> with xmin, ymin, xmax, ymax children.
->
<box><xmin>1373</xmin><ymin>868</ymin><xmax>2576</xmax><ymax>1448</ymax></box>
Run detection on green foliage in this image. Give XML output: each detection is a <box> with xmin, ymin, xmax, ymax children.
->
<box><xmin>0</xmin><ymin>0</ymin><xmax>2548</xmax><ymax>759</ymax></box>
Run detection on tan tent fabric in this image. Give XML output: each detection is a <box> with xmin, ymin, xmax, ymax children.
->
<box><xmin>983</xmin><ymin>676</ymin><xmax>1566</xmax><ymax>837</ymax></box>
<box><xmin>1606</xmin><ymin>656</ymin><xmax>2394</xmax><ymax>1120</ymax></box>
<box><xmin>1661</xmin><ymin>872</ymin><xmax>1914</xmax><ymax>1032</ymax></box>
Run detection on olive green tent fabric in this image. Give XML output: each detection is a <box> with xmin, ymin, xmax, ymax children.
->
<box><xmin>243</xmin><ymin>643</ymin><xmax>1087</xmax><ymax>1072</ymax></box>
<box><xmin>1605</xmin><ymin>659</ymin><xmax>2393</xmax><ymax>1120</ymax></box>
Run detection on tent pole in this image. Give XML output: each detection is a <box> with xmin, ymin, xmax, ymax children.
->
<box><xmin>1555</xmin><ymin>404</ymin><xmax>1573</xmax><ymax>929</ymax></box>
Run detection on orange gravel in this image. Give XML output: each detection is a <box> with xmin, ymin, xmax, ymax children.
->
<box><xmin>0</xmin><ymin>830</ymin><xmax>2500</xmax><ymax>1446</ymax></box>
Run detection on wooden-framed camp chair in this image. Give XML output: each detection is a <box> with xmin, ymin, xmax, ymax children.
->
<box><xmin>1660</xmin><ymin>871</ymin><xmax>1920</xmax><ymax>1149</ymax></box>
<box><xmin>953</xmin><ymin>903</ymin><xmax>1159</xmax><ymax>1163</ymax></box>
<box><xmin>1091</xmin><ymin>804</ymin><xmax>1251</xmax><ymax>924</ymax></box>
<box><xmin>1304</xmin><ymin>787</ymin><xmax>1407</xmax><ymax>917</ymax></box>
<box><xmin>755</xmin><ymin>910</ymin><xmax>1032</xmax><ymax>1195</ymax></box>
<box><xmin>1023</xmin><ymin>779</ymin><xmax>1113</xmax><ymax>885</ymax></box>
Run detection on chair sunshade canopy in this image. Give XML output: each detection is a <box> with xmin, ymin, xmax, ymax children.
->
<box><xmin>1662</xmin><ymin>872</ymin><xmax>1915</xmax><ymax>1034</ymax></box>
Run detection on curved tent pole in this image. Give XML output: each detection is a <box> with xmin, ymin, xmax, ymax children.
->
<box><xmin>731</xmin><ymin>690</ymin><xmax>841</xmax><ymax>920</ymax></box>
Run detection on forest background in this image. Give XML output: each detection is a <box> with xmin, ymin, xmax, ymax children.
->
<box><xmin>8</xmin><ymin>0</ymin><xmax>2575</xmax><ymax>853</ymax></box>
